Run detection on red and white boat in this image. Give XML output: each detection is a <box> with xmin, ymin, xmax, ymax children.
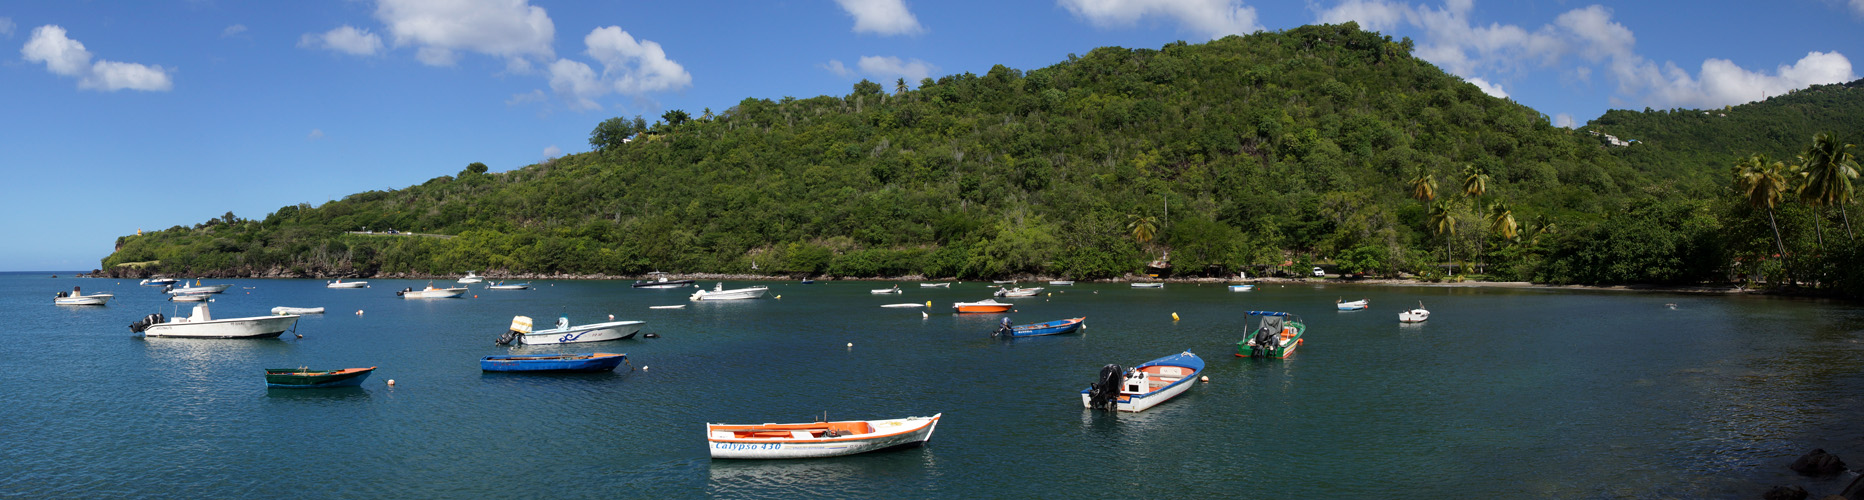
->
<box><xmin>706</xmin><ymin>414</ymin><xmax>941</xmax><ymax>459</ymax></box>
<box><xmin>952</xmin><ymin>299</ymin><xmax>1013</xmax><ymax>313</ymax></box>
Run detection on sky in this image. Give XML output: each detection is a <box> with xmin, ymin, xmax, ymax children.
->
<box><xmin>3</xmin><ymin>0</ymin><xmax>1860</xmax><ymax>271</ymax></box>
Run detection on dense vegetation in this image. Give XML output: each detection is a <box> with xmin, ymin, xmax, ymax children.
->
<box><xmin>101</xmin><ymin>24</ymin><xmax>1862</xmax><ymax>296</ymax></box>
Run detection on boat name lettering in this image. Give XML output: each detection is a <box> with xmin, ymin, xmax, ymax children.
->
<box><xmin>713</xmin><ymin>442</ymin><xmax>784</xmax><ymax>451</ymax></box>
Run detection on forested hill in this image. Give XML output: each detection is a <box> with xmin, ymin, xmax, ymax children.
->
<box><xmin>105</xmin><ymin>23</ymin><xmax>1793</xmax><ymax>286</ymax></box>
<box><xmin>1583</xmin><ymin>79</ymin><xmax>1864</xmax><ymax>195</ymax></box>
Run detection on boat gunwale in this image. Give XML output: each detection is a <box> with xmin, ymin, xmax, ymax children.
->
<box><xmin>706</xmin><ymin>415</ymin><xmax>939</xmax><ymax>444</ymax></box>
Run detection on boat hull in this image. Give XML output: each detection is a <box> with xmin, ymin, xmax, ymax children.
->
<box><xmin>1048</xmin><ymin>281</ymin><xmax>1075</xmax><ymax>285</ymax></box>
<box><xmin>517</xmin><ymin>321</ymin><xmax>645</xmax><ymax>345</ymax></box>
<box><xmin>690</xmin><ymin>287</ymin><xmax>768</xmax><ymax>301</ymax></box>
<box><xmin>144</xmin><ymin>315</ymin><xmax>299</xmax><ymax>338</ymax></box>
<box><xmin>633</xmin><ymin>279</ymin><xmax>695</xmax><ymax>288</ymax></box>
<box><xmin>168</xmin><ymin>284</ymin><xmax>233</xmax><ymax>295</ymax></box>
<box><xmin>918</xmin><ymin>283</ymin><xmax>949</xmax><ymax>288</ymax></box>
<box><xmin>271</xmin><ymin>307</ymin><xmax>325</xmax><ymax>315</ymax></box>
<box><xmin>1080</xmin><ymin>353</ymin><xmax>1204</xmax><ymax>412</ymax></box>
<box><xmin>1237</xmin><ymin>321</ymin><xmax>1306</xmax><ymax>358</ymax></box>
<box><xmin>1131</xmin><ymin>283</ymin><xmax>1164</xmax><ymax>289</ymax></box>
<box><xmin>325</xmin><ymin>281</ymin><xmax>368</xmax><ymax>288</ymax></box>
<box><xmin>266</xmin><ymin>367</ymin><xmax>374</xmax><ymax>388</ymax></box>
<box><xmin>952</xmin><ymin>300</ymin><xmax>1013</xmax><ymax>313</ymax></box>
<box><xmin>707</xmin><ymin>415</ymin><xmax>940</xmax><ymax>459</ymax></box>
<box><xmin>401</xmin><ymin>288</ymin><xmax>468</xmax><ymax>299</ymax></box>
<box><xmin>1006</xmin><ymin>317</ymin><xmax>1085</xmax><ymax>337</ymax></box>
<box><xmin>1228</xmin><ymin>285</ymin><xmax>1255</xmax><ymax>292</ymax></box>
<box><xmin>1399</xmin><ymin>310</ymin><xmax>1429</xmax><ymax>323</ymax></box>
<box><xmin>55</xmin><ymin>294</ymin><xmax>112</xmax><ymax>306</ymax></box>
<box><xmin>480</xmin><ymin>353</ymin><xmax>627</xmax><ymax>372</ymax></box>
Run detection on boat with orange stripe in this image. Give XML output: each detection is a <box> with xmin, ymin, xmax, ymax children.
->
<box><xmin>705</xmin><ymin>414</ymin><xmax>941</xmax><ymax>459</ymax></box>
<box><xmin>1237</xmin><ymin>311</ymin><xmax>1305</xmax><ymax>358</ymax></box>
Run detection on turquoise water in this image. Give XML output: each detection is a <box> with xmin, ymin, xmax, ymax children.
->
<box><xmin>5</xmin><ymin>273</ymin><xmax>1862</xmax><ymax>498</ymax></box>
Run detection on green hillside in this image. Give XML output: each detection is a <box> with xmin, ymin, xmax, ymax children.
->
<box><xmin>100</xmin><ymin>23</ymin><xmax>1861</xmax><ymax>294</ymax></box>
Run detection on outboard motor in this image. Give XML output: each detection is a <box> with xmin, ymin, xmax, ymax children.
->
<box><xmin>129</xmin><ymin>313</ymin><xmax>165</xmax><ymax>333</ymax></box>
<box><xmin>1086</xmin><ymin>364</ymin><xmax>1125</xmax><ymax>411</ymax></box>
<box><xmin>56</xmin><ymin>291</ymin><xmax>68</xmax><ymax>298</ymax></box>
<box><xmin>992</xmin><ymin>317</ymin><xmax>1014</xmax><ymax>338</ymax></box>
<box><xmin>1251</xmin><ymin>325</ymin><xmax>1278</xmax><ymax>357</ymax></box>
<box><xmin>494</xmin><ymin>330</ymin><xmax>522</xmax><ymax>346</ymax></box>
<box><xmin>396</xmin><ymin>287</ymin><xmax>412</xmax><ymax>296</ymax></box>
<box><xmin>163</xmin><ymin>285</ymin><xmax>173</xmax><ymax>293</ymax></box>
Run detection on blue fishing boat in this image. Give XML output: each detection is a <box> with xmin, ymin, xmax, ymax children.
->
<box><xmin>992</xmin><ymin>317</ymin><xmax>1085</xmax><ymax>338</ymax></box>
<box><xmin>480</xmin><ymin>353</ymin><xmax>628</xmax><ymax>372</ymax></box>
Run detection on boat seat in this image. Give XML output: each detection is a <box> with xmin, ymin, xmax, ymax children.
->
<box><xmin>790</xmin><ymin>431</ymin><xmax>815</xmax><ymax>439</ymax></box>
<box><xmin>710</xmin><ymin>431</ymin><xmax>733</xmax><ymax>439</ymax></box>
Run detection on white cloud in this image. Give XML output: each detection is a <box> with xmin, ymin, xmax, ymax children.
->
<box><xmin>1313</xmin><ymin>0</ymin><xmax>1409</xmax><ymax>32</ymax></box>
<box><xmin>1852</xmin><ymin>0</ymin><xmax>1864</xmax><ymax>17</ymax></box>
<box><xmin>1554</xmin><ymin>113</ymin><xmax>1575</xmax><ymax>128</ymax></box>
<box><xmin>542</xmin><ymin>145</ymin><xmax>561</xmax><ymax>158</ymax></box>
<box><xmin>1</xmin><ymin>17</ymin><xmax>15</xmax><ymax>38</ymax></box>
<box><xmin>1466</xmin><ymin>76</ymin><xmax>1507</xmax><ymax>98</ymax></box>
<box><xmin>834</xmin><ymin>0</ymin><xmax>926</xmax><ymax>35</ymax></box>
<box><xmin>546</xmin><ymin>26</ymin><xmax>693</xmax><ymax>110</ymax></box>
<box><xmin>858</xmin><ymin>56</ymin><xmax>937</xmax><ymax>82</ymax></box>
<box><xmin>222</xmin><ymin>24</ymin><xmax>247</xmax><ymax>38</ymax></box>
<box><xmin>1059</xmin><ymin>0</ymin><xmax>1262</xmax><ymax>40</ymax></box>
<box><xmin>308</xmin><ymin>129</ymin><xmax>326</xmax><ymax>140</ymax></box>
<box><xmin>299</xmin><ymin>26</ymin><xmax>384</xmax><ymax>56</ymax></box>
<box><xmin>820</xmin><ymin>59</ymin><xmax>857</xmax><ymax>78</ymax></box>
<box><xmin>21</xmin><ymin>25</ymin><xmax>173</xmax><ymax>92</ymax></box>
<box><xmin>506</xmin><ymin>89</ymin><xmax>546</xmax><ymax>105</ymax></box>
<box><xmin>1629</xmin><ymin>51</ymin><xmax>1856</xmax><ymax>110</ymax></box>
<box><xmin>374</xmin><ymin>0</ymin><xmax>554</xmax><ymax>67</ymax></box>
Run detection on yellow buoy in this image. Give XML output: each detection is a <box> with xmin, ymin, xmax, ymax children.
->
<box><xmin>1172</xmin><ymin>312</ymin><xmax>1180</xmax><ymax>321</ymax></box>
<box><xmin>776</xmin><ymin>295</ymin><xmax>782</xmax><ymax>299</ymax></box>
<box><xmin>926</xmin><ymin>301</ymin><xmax>932</xmax><ymax>307</ymax></box>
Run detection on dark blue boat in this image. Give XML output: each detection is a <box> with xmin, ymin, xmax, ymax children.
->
<box><xmin>480</xmin><ymin>353</ymin><xmax>628</xmax><ymax>372</ymax></box>
<box><xmin>993</xmin><ymin>317</ymin><xmax>1085</xmax><ymax>338</ymax></box>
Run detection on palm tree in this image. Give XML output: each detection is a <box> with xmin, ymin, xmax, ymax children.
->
<box><xmin>1732</xmin><ymin>154</ymin><xmax>1791</xmax><ymax>259</ymax></box>
<box><xmin>1127</xmin><ymin>214</ymin><xmax>1158</xmax><ymax>244</ymax></box>
<box><xmin>1527</xmin><ymin>214</ymin><xmax>1555</xmax><ymax>245</ymax></box>
<box><xmin>895</xmin><ymin>77</ymin><xmax>908</xmax><ymax>96</ymax></box>
<box><xmin>1488</xmin><ymin>200</ymin><xmax>1518</xmax><ymax>241</ymax></box>
<box><xmin>1462</xmin><ymin>163</ymin><xmax>1490</xmax><ymax>199</ymax></box>
<box><xmin>1797</xmin><ymin>132</ymin><xmax>1859</xmax><ymax>242</ymax></box>
<box><xmin>1409</xmin><ymin>169</ymin><xmax>1436</xmax><ymax>203</ymax></box>
<box><xmin>1428</xmin><ymin>199</ymin><xmax>1457</xmax><ymax>274</ymax></box>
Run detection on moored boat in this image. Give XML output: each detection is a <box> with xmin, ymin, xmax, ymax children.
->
<box><xmin>1237</xmin><ymin>311</ymin><xmax>1306</xmax><ymax>358</ymax></box>
<box><xmin>1336</xmin><ymin>299</ymin><xmax>1369</xmax><ymax>311</ymax></box>
<box><xmin>166</xmin><ymin>282</ymin><xmax>233</xmax><ymax>295</ymax></box>
<box><xmin>398</xmin><ymin>285</ymin><xmax>468</xmax><ymax>299</ymax></box>
<box><xmin>991</xmin><ymin>280</ymin><xmax>1016</xmax><ymax>285</ymax></box>
<box><xmin>1130</xmin><ymin>282</ymin><xmax>1164</xmax><ymax>289</ymax></box>
<box><xmin>634</xmin><ymin>272</ymin><xmax>695</xmax><ymax>289</ymax></box>
<box><xmin>457</xmin><ymin>271</ymin><xmax>485</xmax><ymax>284</ymax></box>
<box><xmin>880</xmin><ymin>303</ymin><xmax>925</xmax><ymax>308</ymax></box>
<box><xmin>131</xmin><ymin>303</ymin><xmax>299</xmax><ymax>338</ymax></box>
<box><xmin>1048</xmin><ymin>280</ymin><xmax>1075</xmax><ymax>286</ymax></box>
<box><xmin>690</xmin><ymin>283</ymin><xmax>768</xmax><ymax>301</ymax></box>
<box><xmin>919</xmin><ymin>282</ymin><xmax>950</xmax><ymax>288</ymax></box>
<box><xmin>265</xmin><ymin>367</ymin><xmax>375</xmax><ymax>388</ymax></box>
<box><xmin>495</xmin><ymin>315</ymin><xmax>645</xmax><ymax>346</ymax></box>
<box><xmin>53</xmin><ymin>288</ymin><xmax>112</xmax><ymax>306</ymax></box>
<box><xmin>952</xmin><ymin>299</ymin><xmax>1013</xmax><ymax>313</ymax></box>
<box><xmin>993</xmin><ymin>286</ymin><xmax>1043</xmax><ymax>297</ymax></box>
<box><xmin>170</xmin><ymin>295</ymin><xmax>210</xmax><ymax>302</ymax></box>
<box><xmin>870</xmin><ymin>285</ymin><xmax>903</xmax><ymax>294</ymax></box>
<box><xmin>706</xmin><ymin>414</ymin><xmax>941</xmax><ymax>459</ymax></box>
<box><xmin>140</xmin><ymin>277</ymin><xmax>178</xmax><ymax>286</ymax></box>
<box><xmin>1228</xmin><ymin>284</ymin><xmax>1255</xmax><ymax>292</ymax></box>
<box><xmin>485</xmin><ymin>282</ymin><xmax>532</xmax><ymax>290</ymax></box>
<box><xmin>480</xmin><ymin>352</ymin><xmax>628</xmax><ymax>372</ymax></box>
<box><xmin>1081</xmin><ymin>351</ymin><xmax>1204</xmax><ymax>412</ymax></box>
<box><xmin>1399</xmin><ymin>302</ymin><xmax>1429</xmax><ymax>323</ymax></box>
<box><xmin>993</xmin><ymin>317</ymin><xmax>1085</xmax><ymax>338</ymax></box>
<box><xmin>649</xmin><ymin>305</ymin><xmax>686</xmax><ymax>309</ymax></box>
<box><xmin>271</xmin><ymin>306</ymin><xmax>325</xmax><ymax>315</ymax></box>
<box><xmin>325</xmin><ymin>278</ymin><xmax>369</xmax><ymax>288</ymax></box>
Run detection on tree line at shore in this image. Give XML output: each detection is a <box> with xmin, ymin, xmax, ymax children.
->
<box><xmin>101</xmin><ymin>23</ymin><xmax>1864</xmax><ymax>297</ymax></box>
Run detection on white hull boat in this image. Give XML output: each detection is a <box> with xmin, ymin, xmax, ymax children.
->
<box><xmin>870</xmin><ymin>286</ymin><xmax>903</xmax><ymax>294</ymax></box>
<box><xmin>707</xmin><ymin>414</ymin><xmax>941</xmax><ymax>459</ymax></box>
<box><xmin>457</xmin><ymin>272</ymin><xmax>485</xmax><ymax>284</ymax></box>
<box><xmin>648</xmin><ymin>305</ymin><xmax>686</xmax><ymax>310</ymax></box>
<box><xmin>880</xmin><ymin>303</ymin><xmax>925</xmax><ymax>308</ymax></box>
<box><xmin>1081</xmin><ymin>351</ymin><xmax>1204</xmax><ymax>413</ymax></box>
<box><xmin>170</xmin><ymin>295</ymin><xmax>210</xmax><ymax>302</ymax></box>
<box><xmin>272</xmin><ymin>306</ymin><xmax>325</xmax><ymax>315</ymax></box>
<box><xmin>485</xmin><ymin>282</ymin><xmax>532</xmax><ymax>290</ymax></box>
<box><xmin>54</xmin><ymin>292</ymin><xmax>113</xmax><ymax>306</ymax></box>
<box><xmin>1399</xmin><ymin>302</ymin><xmax>1429</xmax><ymax>323</ymax></box>
<box><xmin>992</xmin><ymin>280</ymin><xmax>1016</xmax><ymax>285</ymax></box>
<box><xmin>167</xmin><ymin>283</ymin><xmax>233</xmax><ymax>295</ymax></box>
<box><xmin>1228</xmin><ymin>284</ymin><xmax>1255</xmax><ymax>292</ymax></box>
<box><xmin>140</xmin><ymin>277</ymin><xmax>178</xmax><ymax>286</ymax></box>
<box><xmin>1048</xmin><ymin>281</ymin><xmax>1075</xmax><ymax>286</ymax></box>
<box><xmin>1337</xmin><ymin>299</ymin><xmax>1369</xmax><ymax>311</ymax></box>
<box><xmin>326</xmin><ymin>279</ymin><xmax>369</xmax><ymax>288</ymax></box>
<box><xmin>1130</xmin><ymin>283</ymin><xmax>1164</xmax><ymax>289</ymax></box>
<box><xmin>398</xmin><ymin>286</ymin><xmax>469</xmax><ymax>299</ymax></box>
<box><xmin>690</xmin><ymin>283</ymin><xmax>768</xmax><ymax>301</ymax></box>
<box><xmin>133</xmin><ymin>304</ymin><xmax>299</xmax><ymax>338</ymax></box>
<box><xmin>994</xmin><ymin>287</ymin><xmax>1043</xmax><ymax>297</ymax></box>
<box><xmin>919</xmin><ymin>283</ymin><xmax>950</xmax><ymax>288</ymax></box>
<box><xmin>497</xmin><ymin>316</ymin><xmax>645</xmax><ymax>346</ymax></box>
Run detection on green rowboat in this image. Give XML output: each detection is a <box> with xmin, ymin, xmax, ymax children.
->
<box><xmin>265</xmin><ymin>366</ymin><xmax>375</xmax><ymax>388</ymax></box>
<box><xmin>1235</xmin><ymin>312</ymin><xmax>1305</xmax><ymax>358</ymax></box>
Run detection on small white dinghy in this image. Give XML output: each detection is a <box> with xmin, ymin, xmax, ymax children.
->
<box><xmin>870</xmin><ymin>285</ymin><xmax>903</xmax><ymax>294</ymax></box>
<box><xmin>272</xmin><ymin>306</ymin><xmax>325</xmax><ymax>315</ymax></box>
<box><xmin>649</xmin><ymin>305</ymin><xmax>687</xmax><ymax>310</ymax></box>
<box><xmin>880</xmin><ymin>303</ymin><xmax>925</xmax><ymax>308</ymax></box>
<box><xmin>1399</xmin><ymin>302</ymin><xmax>1429</xmax><ymax>323</ymax></box>
<box><xmin>325</xmin><ymin>279</ymin><xmax>368</xmax><ymax>288</ymax></box>
<box><xmin>706</xmin><ymin>414</ymin><xmax>941</xmax><ymax>459</ymax></box>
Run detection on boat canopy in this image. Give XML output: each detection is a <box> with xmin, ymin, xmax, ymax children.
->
<box><xmin>1256</xmin><ymin>315</ymin><xmax>1283</xmax><ymax>335</ymax></box>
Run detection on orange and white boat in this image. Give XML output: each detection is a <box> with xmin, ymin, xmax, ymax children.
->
<box><xmin>706</xmin><ymin>414</ymin><xmax>941</xmax><ymax>459</ymax></box>
<box><xmin>952</xmin><ymin>299</ymin><xmax>1013</xmax><ymax>313</ymax></box>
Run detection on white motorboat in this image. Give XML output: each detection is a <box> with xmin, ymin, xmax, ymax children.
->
<box><xmin>53</xmin><ymin>289</ymin><xmax>112</xmax><ymax>306</ymax></box>
<box><xmin>706</xmin><ymin>414</ymin><xmax>941</xmax><ymax>459</ymax></box>
<box><xmin>131</xmin><ymin>303</ymin><xmax>299</xmax><ymax>338</ymax></box>
<box><xmin>140</xmin><ymin>277</ymin><xmax>178</xmax><ymax>286</ymax></box>
<box><xmin>485</xmin><ymin>282</ymin><xmax>532</xmax><ymax>290</ymax></box>
<box><xmin>633</xmin><ymin>272</ymin><xmax>695</xmax><ymax>289</ymax></box>
<box><xmin>991</xmin><ymin>280</ymin><xmax>1016</xmax><ymax>285</ymax></box>
<box><xmin>880</xmin><ymin>303</ymin><xmax>926</xmax><ymax>308</ymax></box>
<box><xmin>496</xmin><ymin>315</ymin><xmax>644</xmax><ymax>346</ymax></box>
<box><xmin>1048</xmin><ymin>280</ymin><xmax>1075</xmax><ymax>286</ymax></box>
<box><xmin>271</xmin><ymin>306</ymin><xmax>325</xmax><ymax>315</ymax></box>
<box><xmin>397</xmin><ymin>285</ymin><xmax>469</xmax><ymax>299</ymax></box>
<box><xmin>690</xmin><ymin>283</ymin><xmax>768</xmax><ymax>301</ymax></box>
<box><xmin>1130</xmin><ymin>283</ymin><xmax>1164</xmax><ymax>289</ymax></box>
<box><xmin>1228</xmin><ymin>284</ymin><xmax>1255</xmax><ymax>292</ymax></box>
<box><xmin>326</xmin><ymin>278</ymin><xmax>369</xmax><ymax>288</ymax></box>
<box><xmin>1399</xmin><ymin>302</ymin><xmax>1429</xmax><ymax>323</ymax></box>
<box><xmin>648</xmin><ymin>305</ymin><xmax>686</xmax><ymax>310</ymax></box>
<box><xmin>170</xmin><ymin>295</ymin><xmax>210</xmax><ymax>302</ymax></box>
<box><xmin>457</xmin><ymin>271</ymin><xmax>485</xmax><ymax>284</ymax></box>
<box><xmin>1337</xmin><ymin>299</ymin><xmax>1369</xmax><ymax>311</ymax></box>
<box><xmin>919</xmin><ymin>283</ymin><xmax>950</xmax><ymax>288</ymax></box>
<box><xmin>870</xmin><ymin>285</ymin><xmax>903</xmax><ymax>294</ymax></box>
<box><xmin>993</xmin><ymin>287</ymin><xmax>1043</xmax><ymax>297</ymax></box>
<box><xmin>166</xmin><ymin>282</ymin><xmax>233</xmax><ymax>295</ymax></box>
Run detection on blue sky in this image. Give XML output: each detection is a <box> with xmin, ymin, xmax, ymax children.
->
<box><xmin>3</xmin><ymin>0</ymin><xmax>1860</xmax><ymax>271</ymax></box>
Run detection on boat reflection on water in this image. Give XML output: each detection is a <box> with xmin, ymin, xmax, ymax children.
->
<box><xmin>706</xmin><ymin>448</ymin><xmax>942</xmax><ymax>497</ymax></box>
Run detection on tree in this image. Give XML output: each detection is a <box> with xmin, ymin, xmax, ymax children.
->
<box><xmin>588</xmin><ymin>117</ymin><xmax>634</xmax><ymax>152</ymax></box>
<box><xmin>1462</xmin><ymin>163</ymin><xmax>1491</xmax><ymax>199</ymax></box>
<box><xmin>1488</xmin><ymin>200</ymin><xmax>1518</xmax><ymax>241</ymax></box>
<box><xmin>853</xmin><ymin>79</ymin><xmax>883</xmax><ymax>97</ymax></box>
<box><xmin>701</xmin><ymin>108</ymin><xmax>714</xmax><ymax>121</ymax></box>
<box><xmin>895</xmin><ymin>77</ymin><xmax>908</xmax><ymax>96</ymax></box>
<box><xmin>1409</xmin><ymin>169</ymin><xmax>1436</xmax><ymax>202</ymax></box>
<box><xmin>1429</xmin><ymin>199</ymin><xmax>1457</xmax><ymax>272</ymax></box>
<box><xmin>1528</xmin><ymin>214</ymin><xmax>1555</xmax><ymax>245</ymax></box>
<box><xmin>463</xmin><ymin>162</ymin><xmax>489</xmax><ymax>176</ymax></box>
<box><xmin>662</xmin><ymin>109</ymin><xmax>691</xmax><ymax>127</ymax></box>
<box><xmin>1797</xmin><ymin>132</ymin><xmax>1859</xmax><ymax>242</ymax></box>
<box><xmin>1127</xmin><ymin>214</ymin><xmax>1158</xmax><ymax>244</ymax></box>
<box><xmin>1732</xmin><ymin>154</ymin><xmax>1791</xmax><ymax>259</ymax></box>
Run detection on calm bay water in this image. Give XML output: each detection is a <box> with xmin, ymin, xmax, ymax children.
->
<box><xmin>4</xmin><ymin>272</ymin><xmax>1861</xmax><ymax>498</ymax></box>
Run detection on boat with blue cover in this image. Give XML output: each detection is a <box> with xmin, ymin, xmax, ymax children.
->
<box><xmin>992</xmin><ymin>317</ymin><xmax>1085</xmax><ymax>338</ymax></box>
<box><xmin>1081</xmin><ymin>351</ymin><xmax>1204</xmax><ymax>412</ymax></box>
<box><xmin>1237</xmin><ymin>311</ymin><xmax>1306</xmax><ymax>358</ymax></box>
<box><xmin>480</xmin><ymin>352</ymin><xmax>628</xmax><ymax>372</ymax></box>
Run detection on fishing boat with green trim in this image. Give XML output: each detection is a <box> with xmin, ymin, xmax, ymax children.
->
<box><xmin>1236</xmin><ymin>311</ymin><xmax>1305</xmax><ymax>358</ymax></box>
